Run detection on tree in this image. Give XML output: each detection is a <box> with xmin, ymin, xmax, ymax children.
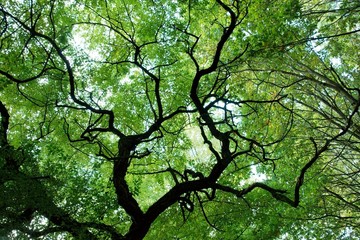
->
<box><xmin>0</xmin><ymin>0</ymin><xmax>359</xmax><ymax>239</ymax></box>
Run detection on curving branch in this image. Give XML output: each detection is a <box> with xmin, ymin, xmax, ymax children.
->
<box><xmin>0</xmin><ymin>8</ymin><xmax>125</xmax><ymax>138</ymax></box>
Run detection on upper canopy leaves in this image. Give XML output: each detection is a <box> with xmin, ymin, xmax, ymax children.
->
<box><xmin>0</xmin><ymin>0</ymin><xmax>359</xmax><ymax>239</ymax></box>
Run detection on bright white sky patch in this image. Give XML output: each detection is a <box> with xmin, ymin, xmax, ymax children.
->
<box><xmin>71</xmin><ymin>26</ymin><xmax>102</xmax><ymax>61</ymax></box>
<box><xmin>330</xmin><ymin>57</ymin><xmax>341</xmax><ymax>67</ymax></box>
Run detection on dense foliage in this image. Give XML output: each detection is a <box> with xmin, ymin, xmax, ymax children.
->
<box><xmin>1</xmin><ymin>0</ymin><xmax>359</xmax><ymax>239</ymax></box>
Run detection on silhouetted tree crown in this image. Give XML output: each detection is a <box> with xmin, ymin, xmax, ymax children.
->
<box><xmin>0</xmin><ymin>0</ymin><xmax>359</xmax><ymax>239</ymax></box>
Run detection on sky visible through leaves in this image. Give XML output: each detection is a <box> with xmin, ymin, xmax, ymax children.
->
<box><xmin>0</xmin><ymin>0</ymin><xmax>359</xmax><ymax>239</ymax></box>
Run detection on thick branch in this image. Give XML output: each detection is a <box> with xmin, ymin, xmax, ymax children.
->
<box><xmin>0</xmin><ymin>100</ymin><xmax>9</xmax><ymax>146</ymax></box>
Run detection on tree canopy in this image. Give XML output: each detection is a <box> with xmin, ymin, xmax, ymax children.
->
<box><xmin>0</xmin><ymin>0</ymin><xmax>359</xmax><ymax>239</ymax></box>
